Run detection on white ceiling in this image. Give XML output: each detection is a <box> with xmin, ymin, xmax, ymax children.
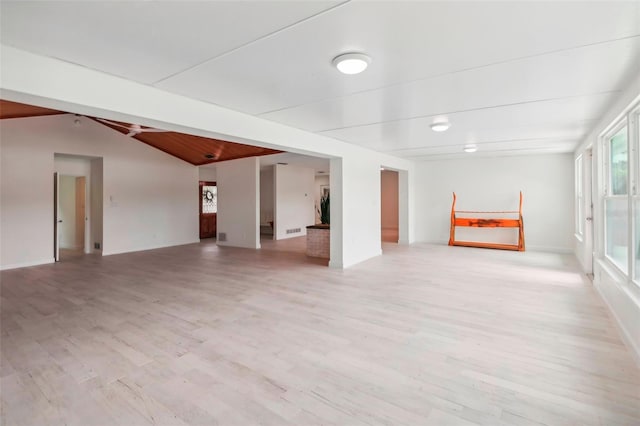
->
<box><xmin>260</xmin><ymin>153</ymin><xmax>330</xmax><ymax>174</ymax></box>
<box><xmin>2</xmin><ymin>1</ymin><xmax>639</xmax><ymax>159</ymax></box>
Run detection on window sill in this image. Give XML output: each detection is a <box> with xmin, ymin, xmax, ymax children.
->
<box><xmin>603</xmin><ymin>254</ymin><xmax>629</xmax><ymax>278</ymax></box>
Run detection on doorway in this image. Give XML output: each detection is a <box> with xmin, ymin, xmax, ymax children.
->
<box><xmin>381</xmin><ymin>169</ymin><xmax>399</xmax><ymax>243</ymax></box>
<box><xmin>54</xmin><ymin>154</ymin><xmax>102</xmax><ymax>262</ymax></box>
<box><xmin>199</xmin><ymin>181</ymin><xmax>217</xmax><ymax>239</ymax></box>
<box><xmin>56</xmin><ymin>175</ymin><xmax>86</xmax><ymax>260</ymax></box>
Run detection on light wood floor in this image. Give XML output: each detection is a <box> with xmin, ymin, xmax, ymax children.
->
<box><xmin>1</xmin><ymin>240</ymin><xmax>639</xmax><ymax>425</ymax></box>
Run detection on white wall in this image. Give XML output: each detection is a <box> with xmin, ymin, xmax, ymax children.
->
<box><xmin>216</xmin><ymin>156</ymin><xmax>260</xmax><ymax>249</ymax></box>
<box><xmin>274</xmin><ymin>164</ymin><xmax>315</xmax><ymax>240</ymax></box>
<box><xmin>58</xmin><ymin>175</ymin><xmax>77</xmax><ymax>249</ymax></box>
<box><xmin>90</xmin><ymin>158</ymin><xmax>103</xmax><ymax>252</ymax></box>
<box><xmin>415</xmin><ymin>154</ymin><xmax>574</xmax><ymax>252</ymax></box>
<box><xmin>260</xmin><ymin>167</ymin><xmax>274</xmax><ymax>225</ymax></box>
<box><xmin>199</xmin><ymin>167</ymin><xmax>217</xmax><ymax>182</ymax></box>
<box><xmin>0</xmin><ymin>114</ymin><xmax>199</xmax><ymax>270</ymax></box>
<box><xmin>314</xmin><ymin>174</ymin><xmax>330</xmax><ymax>224</ymax></box>
<box><xmin>333</xmin><ymin>156</ymin><xmax>383</xmax><ymax>268</ymax></box>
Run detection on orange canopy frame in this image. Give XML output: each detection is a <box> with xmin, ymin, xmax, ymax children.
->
<box><xmin>448</xmin><ymin>192</ymin><xmax>525</xmax><ymax>251</ymax></box>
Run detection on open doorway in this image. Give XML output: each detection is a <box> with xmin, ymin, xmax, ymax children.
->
<box><xmin>260</xmin><ymin>167</ymin><xmax>275</xmax><ymax>238</ymax></box>
<box><xmin>381</xmin><ymin>169</ymin><xmax>399</xmax><ymax>243</ymax></box>
<box><xmin>56</xmin><ymin>175</ymin><xmax>86</xmax><ymax>259</ymax></box>
<box><xmin>54</xmin><ymin>154</ymin><xmax>102</xmax><ymax>261</ymax></box>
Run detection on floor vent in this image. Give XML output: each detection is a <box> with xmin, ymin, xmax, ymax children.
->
<box><xmin>218</xmin><ymin>232</ymin><xmax>227</xmax><ymax>242</ymax></box>
<box><xmin>286</xmin><ymin>228</ymin><xmax>301</xmax><ymax>234</ymax></box>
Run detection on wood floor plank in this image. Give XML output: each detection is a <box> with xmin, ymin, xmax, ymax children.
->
<box><xmin>1</xmin><ymin>239</ymin><xmax>638</xmax><ymax>425</ymax></box>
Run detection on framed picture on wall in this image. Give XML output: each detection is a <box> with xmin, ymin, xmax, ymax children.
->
<box><xmin>320</xmin><ymin>185</ymin><xmax>330</xmax><ymax>198</ymax></box>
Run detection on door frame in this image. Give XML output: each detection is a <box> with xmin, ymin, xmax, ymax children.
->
<box><xmin>54</xmin><ymin>172</ymin><xmax>59</xmax><ymax>261</ymax></box>
<box><xmin>585</xmin><ymin>147</ymin><xmax>594</xmax><ymax>275</ymax></box>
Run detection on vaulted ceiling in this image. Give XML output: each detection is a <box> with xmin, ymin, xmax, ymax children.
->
<box><xmin>0</xmin><ymin>100</ymin><xmax>280</xmax><ymax>165</ymax></box>
<box><xmin>0</xmin><ymin>99</ymin><xmax>65</xmax><ymax>120</ymax></box>
<box><xmin>1</xmin><ymin>2</ymin><xmax>639</xmax><ymax>159</ymax></box>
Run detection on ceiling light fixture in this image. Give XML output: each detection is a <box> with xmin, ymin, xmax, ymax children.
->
<box><xmin>463</xmin><ymin>144</ymin><xmax>478</xmax><ymax>153</ymax></box>
<box><xmin>430</xmin><ymin>120</ymin><xmax>450</xmax><ymax>132</ymax></box>
<box><xmin>332</xmin><ymin>52</ymin><xmax>371</xmax><ymax>75</ymax></box>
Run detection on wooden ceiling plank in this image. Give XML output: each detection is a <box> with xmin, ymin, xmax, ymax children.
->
<box><xmin>0</xmin><ymin>99</ymin><xmax>65</xmax><ymax>119</ymax></box>
<box><xmin>4</xmin><ymin>101</ymin><xmax>282</xmax><ymax>164</ymax></box>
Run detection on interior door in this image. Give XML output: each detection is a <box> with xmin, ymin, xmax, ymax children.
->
<box><xmin>199</xmin><ymin>181</ymin><xmax>217</xmax><ymax>239</ymax></box>
<box><xmin>54</xmin><ymin>172</ymin><xmax>60</xmax><ymax>261</ymax></box>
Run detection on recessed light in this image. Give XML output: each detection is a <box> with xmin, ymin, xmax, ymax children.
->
<box><xmin>332</xmin><ymin>52</ymin><xmax>371</xmax><ymax>75</ymax></box>
<box><xmin>430</xmin><ymin>120</ymin><xmax>450</xmax><ymax>132</ymax></box>
<box><xmin>204</xmin><ymin>153</ymin><xmax>215</xmax><ymax>159</ymax></box>
<box><xmin>463</xmin><ymin>144</ymin><xmax>478</xmax><ymax>153</ymax></box>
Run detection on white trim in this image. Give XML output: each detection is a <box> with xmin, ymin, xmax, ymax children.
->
<box><xmin>102</xmin><ymin>239</ymin><xmax>200</xmax><ymax>257</ymax></box>
<box><xmin>593</xmin><ymin>259</ymin><xmax>640</xmax><ymax>367</ymax></box>
<box><xmin>0</xmin><ymin>258</ymin><xmax>55</xmax><ymax>271</ymax></box>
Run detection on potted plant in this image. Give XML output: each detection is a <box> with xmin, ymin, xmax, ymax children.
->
<box><xmin>317</xmin><ymin>193</ymin><xmax>330</xmax><ymax>225</ymax></box>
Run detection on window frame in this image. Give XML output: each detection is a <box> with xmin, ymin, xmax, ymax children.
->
<box><xmin>630</xmin><ymin>107</ymin><xmax>640</xmax><ymax>284</ymax></box>
<box><xmin>602</xmin><ymin>119</ymin><xmax>629</xmax><ymax>275</ymax></box>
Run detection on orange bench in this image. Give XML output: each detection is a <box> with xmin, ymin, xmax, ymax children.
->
<box><xmin>448</xmin><ymin>192</ymin><xmax>525</xmax><ymax>251</ymax></box>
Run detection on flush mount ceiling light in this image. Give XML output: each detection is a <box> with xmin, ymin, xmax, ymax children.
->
<box><xmin>332</xmin><ymin>52</ymin><xmax>371</xmax><ymax>75</ymax></box>
<box><xmin>430</xmin><ymin>120</ymin><xmax>450</xmax><ymax>132</ymax></box>
<box><xmin>463</xmin><ymin>144</ymin><xmax>478</xmax><ymax>153</ymax></box>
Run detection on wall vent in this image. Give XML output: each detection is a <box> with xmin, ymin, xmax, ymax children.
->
<box><xmin>218</xmin><ymin>232</ymin><xmax>227</xmax><ymax>242</ymax></box>
<box><xmin>286</xmin><ymin>228</ymin><xmax>301</xmax><ymax>234</ymax></box>
<box><xmin>94</xmin><ymin>242</ymin><xmax>101</xmax><ymax>249</ymax></box>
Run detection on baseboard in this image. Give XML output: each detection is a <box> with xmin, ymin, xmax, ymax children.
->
<box><xmin>102</xmin><ymin>239</ymin><xmax>200</xmax><ymax>256</ymax></box>
<box><xmin>332</xmin><ymin>249</ymin><xmax>383</xmax><ymax>269</ymax></box>
<box><xmin>217</xmin><ymin>241</ymin><xmax>261</xmax><ymax>249</ymax></box>
<box><xmin>328</xmin><ymin>260</ymin><xmax>343</xmax><ymax>269</ymax></box>
<box><xmin>1</xmin><ymin>258</ymin><xmax>55</xmax><ymax>271</ymax></box>
<box><xmin>592</xmin><ymin>277</ymin><xmax>640</xmax><ymax>368</ymax></box>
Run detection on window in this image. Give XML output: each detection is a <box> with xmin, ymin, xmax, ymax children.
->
<box><xmin>575</xmin><ymin>155</ymin><xmax>584</xmax><ymax>237</ymax></box>
<box><xmin>604</xmin><ymin>125</ymin><xmax>628</xmax><ymax>273</ymax></box>
<box><xmin>633</xmin><ymin>110</ymin><xmax>640</xmax><ymax>283</ymax></box>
